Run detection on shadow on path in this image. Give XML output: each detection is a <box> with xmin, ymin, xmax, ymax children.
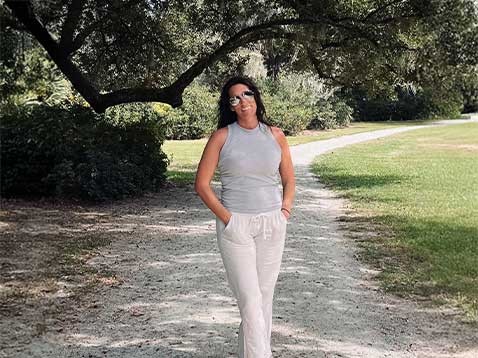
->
<box><xmin>1</xmin><ymin>118</ymin><xmax>477</xmax><ymax>357</ymax></box>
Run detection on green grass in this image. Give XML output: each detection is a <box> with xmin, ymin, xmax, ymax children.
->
<box><xmin>162</xmin><ymin>121</ymin><xmax>429</xmax><ymax>184</ymax></box>
<box><xmin>162</xmin><ymin>138</ymin><xmax>208</xmax><ymax>185</ymax></box>
<box><xmin>311</xmin><ymin>123</ymin><xmax>478</xmax><ymax>319</ymax></box>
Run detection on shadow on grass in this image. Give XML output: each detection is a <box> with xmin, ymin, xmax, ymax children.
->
<box><xmin>315</xmin><ymin>171</ymin><xmax>408</xmax><ymax>194</ymax></box>
<box><xmin>166</xmin><ymin>162</ymin><xmax>198</xmax><ymax>186</ymax></box>
<box><xmin>166</xmin><ymin>169</ymin><xmax>196</xmax><ymax>186</ymax></box>
<box><xmin>166</xmin><ymin>166</ymin><xmax>220</xmax><ymax>187</ymax></box>
<box><xmin>338</xmin><ymin>212</ymin><xmax>478</xmax><ymax>314</ymax></box>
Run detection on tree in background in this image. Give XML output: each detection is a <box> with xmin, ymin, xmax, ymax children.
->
<box><xmin>0</xmin><ymin>18</ymin><xmax>74</xmax><ymax>106</ymax></box>
<box><xmin>460</xmin><ymin>68</ymin><xmax>478</xmax><ymax>113</ymax></box>
<box><xmin>5</xmin><ymin>0</ymin><xmax>476</xmax><ymax>113</ymax></box>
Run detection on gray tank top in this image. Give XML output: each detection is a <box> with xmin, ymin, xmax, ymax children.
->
<box><xmin>218</xmin><ymin>121</ymin><xmax>282</xmax><ymax>213</ymax></box>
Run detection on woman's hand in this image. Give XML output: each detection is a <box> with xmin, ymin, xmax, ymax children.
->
<box><xmin>223</xmin><ymin>212</ymin><xmax>232</xmax><ymax>225</ymax></box>
<box><xmin>281</xmin><ymin>207</ymin><xmax>291</xmax><ymax>220</ymax></box>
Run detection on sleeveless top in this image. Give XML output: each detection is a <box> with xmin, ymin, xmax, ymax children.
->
<box><xmin>218</xmin><ymin>121</ymin><xmax>283</xmax><ymax>213</ymax></box>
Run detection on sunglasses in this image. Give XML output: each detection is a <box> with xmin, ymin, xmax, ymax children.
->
<box><xmin>229</xmin><ymin>90</ymin><xmax>255</xmax><ymax>106</ymax></box>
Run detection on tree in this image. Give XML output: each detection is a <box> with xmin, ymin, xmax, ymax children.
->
<box><xmin>3</xmin><ymin>0</ymin><xmax>477</xmax><ymax>113</ymax></box>
<box><xmin>0</xmin><ymin>24</ymin><xmax>73</xmax><ymax>105</ymax></box>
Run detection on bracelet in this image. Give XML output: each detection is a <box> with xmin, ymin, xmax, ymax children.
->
<box><xmin>281</xmin><ymin>207</ymin><xmax>291</xmax><ymax>215</ymax></box>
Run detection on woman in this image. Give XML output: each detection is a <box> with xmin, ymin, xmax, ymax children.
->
<box><xmin>194</xmin><ymin>76</ymin><xmax>295</xmax><ymax>357</ymax></box>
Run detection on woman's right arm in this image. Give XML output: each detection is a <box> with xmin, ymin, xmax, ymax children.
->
<box><xmin>194</xmin><ymin>128</ymin><xmax>232</xmax><ymax>225</ymax></box>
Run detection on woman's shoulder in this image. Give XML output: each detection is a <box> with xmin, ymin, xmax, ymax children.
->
<box><xmin>212</xmin><ymin>126</ymin><xmax>229</xmax><ymax>139</ymax></box>
<box><xmin>269</xmin><ymin>125</ymin><xmax>285</xmax><ymax>136</ymax></box>
<box><xmin>206</xmin><ymin>126</ymin><xmax>229</xmax><ymax>149</ymax></box>
<box><xmin>268</xmin><ymin>126</ymin><xmax>287</xmax><ymax>146</ymax></box>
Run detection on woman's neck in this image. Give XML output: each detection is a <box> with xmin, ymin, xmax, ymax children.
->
<box><xmin>236</xmin><ymin>116</ymin><xmax>259</xmax><ymax>130</ymax></box>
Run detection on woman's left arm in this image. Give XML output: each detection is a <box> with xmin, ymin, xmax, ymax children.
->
<box><xmin>272</xmin><ymin>127</ymin><xmax>295</xmax><ymax>218</ymax></box>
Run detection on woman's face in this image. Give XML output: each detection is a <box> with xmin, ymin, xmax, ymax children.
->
<box><xmin>228</xmin><ymin>83</ymin><xmax>257</xmax><ymax>118</ymax></box>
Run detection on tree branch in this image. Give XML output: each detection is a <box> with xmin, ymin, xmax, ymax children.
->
<box><xmin>68</xmin><ymin>0</ymin><xmax>142</xmax><ymax>54</ymax></box>
<box><xmin>101</xmin><ymin>30</ymin><xmax>297</xmax><ymax>109</ymax></box>
<box><xmin>305</xmin><ymin>46</ymin><xmax>348</xmax><ymax>87</ymax></box>
<box><xmin>5</xmin><ymin>1</ymin><xmax>418</xmax><ymax>113</ymax></box>
<box><xmin>363</xmin><ymin>0</ymin><xmax>407</xmax><ymax>22</ymax></box>
<box><xmin>59</xmin><ymin>0</ymin><xmax>85</xmax><ymax>55</ymax></box>
<box><xmin>5</xmin><ymin>0</ymin><xmax>103</xmax><ymax>110</ymax></box>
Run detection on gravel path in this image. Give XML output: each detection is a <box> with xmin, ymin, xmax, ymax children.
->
<box><xmin>2</xmin><ymin>118</ymin><xmax>477</xmax><ymax>358</ymax></box>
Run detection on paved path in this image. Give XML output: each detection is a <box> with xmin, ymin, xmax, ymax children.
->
<box><xmin>4</xmin><ymin>118</ymin><xmax>477</xmax><ymax>358</ymax></box>
<box><xmin>291</xmin><ymin>118</ymin><xmax>478</xmax><ymax>164</ymax></box>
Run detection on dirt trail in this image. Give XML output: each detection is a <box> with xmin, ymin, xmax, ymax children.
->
<box><xmin>1</xmin><ymin>118</ymin><xmax>477</xmax><ymax>357</ymax></box>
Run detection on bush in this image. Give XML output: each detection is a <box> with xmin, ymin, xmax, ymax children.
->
<box><xmin>421</xmin><ymin>89</ymin><xmax>463</xmax><ymax>119</ymax></box>
<box><xmin>260</xmin><ymin>73</ymin><xmax>352</xmax><ymax>134</ymax></box>
<box><xmin>1</xmin><ymin>37</ymin><xmax>77</xmax><ymax>107</ymax></box>
<box><xmin>461</xmin><ymin>69</ymin><xmax>478</xmax><ymax>113</ymax></box>
<box><xmin>1</xmin><ymin>103</ymin><xmax>169</xmax><ymax>201</ymax></box>
<box><xmin>262</xmin><ymin>93</ymin><xmax>313</xmax><ymax>135</ymax></box>
<box><xmin>156</xmin><ymin>82</ymin><xmax>217</xmax><ymax>139</ymax></box>
<box><xmin>307</xmin><ymin>98</ymin><xmax>353</xmax><ymax>130</ymax></box>
<box><xmin>343</xmin><ymin>85</ymin><xmax>463</xmax><ymax>121</ymax></box>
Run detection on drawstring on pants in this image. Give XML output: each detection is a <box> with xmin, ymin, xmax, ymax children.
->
<box><xmin>216</xmin><ymin>208</ymin><xmax>287</xmax><ymax>358</ymax></box>
<box><xmin>250</xmin><ymin>213</ymin><xmax>272</xmax><ymax>240</ymax></box>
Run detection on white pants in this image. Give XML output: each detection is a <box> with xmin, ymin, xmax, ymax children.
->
<box><xmin>216</xmin><ymin>208</ymin><xmax>288</xmax><ymax>358</ymax></box>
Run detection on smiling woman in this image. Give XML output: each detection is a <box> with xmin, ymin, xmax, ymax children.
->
<box><xmin>194</xmin><ymin>76</ymin><xmax>296</xmax><ymax>357</ymax></box>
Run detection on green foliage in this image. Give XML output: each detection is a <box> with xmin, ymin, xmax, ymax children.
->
<box><xmin>156</xmin><ymin>82</ymin><xmax>217</xmax><ymax>139</ymax></box>
<box><xmin>0</xmin><ymin>25</ymin><xmax>23</xmax><ymax>99</ymax></box>
<box><xmin>422</xmin><ymin>87</ymin><xmax>463</xmax><ymax>118</ymax></box>
<box><xmin>240</xmin><ymin>48</ymin><xmax>268</xmax><ymax>80</ymax></box>
<box><xmin>5</xmin><ymin>0</ymin><xmax>478</xmax><ymax>114</ymax></box>
<box><xmin>343</xmin><ymin>85</ymin><xmax>463</xmax><ymax>121</ymax></box>
<box><xmin>200</xmin><ymin>51</ymin><xmax>251</xmax><ymax>90</ymax></box>
<box><xmin>260</xmin><ymin>72</ymin><xmax>352</xmax><ymax>134</ymax></box>
<box><xmin>307</xmin><ymin>98</ymin><xmax>354</xmax><ymax>130</ymax></box>
<box><xmin>158</xmin><ymin>109</ymin><xmax>191</xmax><ymax>139</ymax></box>
<box><xmin>1</xmin><ymin>103</ymin><xmax>169</xmax><ymax>201</ymax></box>
<box><xmin>0</xmin><ymin>29</ymin><xmax>74</xmax><ymax>106</ymax></box>
<box><xmin>262</xmin><ymin>93</ymin><xmax>313</xmax><ymax>135</ymax></box>
<box><xmin>460</xmin><ymin>67</ymin><xmax>478</xmax><ymax>113</ymax></box>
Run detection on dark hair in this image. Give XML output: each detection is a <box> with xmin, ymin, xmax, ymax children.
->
<box><xmin>217</xmin><ymin>76</ymin><xmax>272</xmax><ymax>129</ymax></box>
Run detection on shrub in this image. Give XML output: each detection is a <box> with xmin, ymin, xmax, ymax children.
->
<box><xmin>307</xmin><ymin>98</ymin><xmax>353</xmax><ymax>130</ymax></box>
<box><xmin>1</xmin><ymin>38</ymin><xmax>76</xmax><ymax>107</ymax></box>
<box><xmin>260</xmin><ymin>73</ymin><xmax>352</xmax><ymax>134</ymax></box>
<box><xmin>343</xmin><ymin>85</ymin><xmax>463</xmax><ymax>121</ymax></box>
<box><xmin>461</xmin><ymin>69</ymin><xmax>478</xmax><ymax>113</ymax></box>
<box><xmin>156</xmin><ymin>82</ymin><xmax>217</xmax><ymax>139</ymax></box>
<box><xmin>333</xmin><ymin>99</ymin><xmax>354</xmax><ymax>127</ymax></box>
<box><xmin>1</xmin><ymin>103</ymin><xmax>169</xmax><ymax>201</ymax></box>
<box><xmin>421</xmin><ymin>88</ymin><xmax>463</xmax><ymax>118</ymax></box>
<box><xmin>262</xmin><ymin>93</ymin><xmax>313</xmax><ymax>135</ymax></box>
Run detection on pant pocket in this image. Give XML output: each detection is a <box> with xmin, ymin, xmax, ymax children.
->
<box><xmin>220</xmin><ymin>214</ymin><xmax>251</xmax><ymax>245</ymax></box>
<box><xmin>222</xmin><ymin>214</ymin><xmax>234</xmax><ymax>234</ymax></box>
<box><xmin>278</xmin><ymin>209</ymin><xmax>288</xmax><ymax>225</ymax></box>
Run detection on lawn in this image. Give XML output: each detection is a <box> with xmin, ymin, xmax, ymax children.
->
<box><xmin>162</xmin><ymin>138</ymin><xmax>209</xmax><ymax>185</ymax></box>
<box><xmin>162</xmin><ymin>120</ymin><xmax>429</xmax><ymax>185</ymax></box>
<box><xmin>311</xmin><ymin>122</ymin><xmax>478</xmax><ymax>319</ymax></box>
